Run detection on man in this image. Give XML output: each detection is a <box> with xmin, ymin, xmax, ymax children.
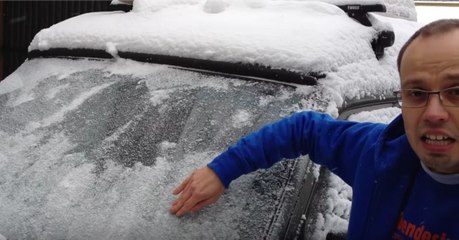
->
<box><xmin>170</xmin><ymin>19</ymin><xmax>459</xmax><ymax>239</ymax></box>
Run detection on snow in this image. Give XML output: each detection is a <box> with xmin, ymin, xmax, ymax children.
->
<box><xmin>149</xmin><ymin>89</ymin><xmax>172</xmax><ymax>106</ymax></box>
<box><xmin>0</xmin><ymin>0</ymin><xmax>427</xmax><ymax>238</ymax></box>
<box><xmin>203</xmin><ymin>0</ymin><xmax>231</xmax><ymax>13</ymax></box>
<box><xmin>22</xmin><ymin>0</ymin><xmax>422</xmax><ymax>109</ymax></box>
<box><xmin>105</xmin><ymin>42</ymin><xmax>119</xmax><ymax>58</ymax></box>
<box><xmin>130</xmin><ymin>0</ymin><xmax>388</xmax><ymax>12</ymax></box>
<box><xmin>0</xmin><ymin>58</ymin><xmax>311</xmax><ymax>239</ymax></box>
<box><xmin>40</xmin><ymin>82</ymin><xmax>115</xmax><ymax>129</ymax></box>
<box><xmin>380</xmin><ymin>0</ymin><xmax>417</xmax><ymax>21</ymax></box>
<box><xmin>111</xmin><ymin>0</ymin><xmax>133</xmax><ymax>5</ymax></box>
<box><xmin>29</xmin><ymin>2</ymin><xmax>376</xmax><ymax>78</ymax></box>
<box><xmin>232</xmin><ymin>110</ymin><xmax>253</xmax><ymax>128</ymax></box>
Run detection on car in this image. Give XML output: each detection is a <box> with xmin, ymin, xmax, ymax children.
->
<box><xmin>0</xmin><ymin>0</ymin><xmax>421</xmax><ymax>239</ymax></box>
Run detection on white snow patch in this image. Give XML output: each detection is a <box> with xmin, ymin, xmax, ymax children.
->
<box><xmin>232</xmin><ymin>110</ymin><xmax>253</xmax><ymax>128</ymax></box>
<box><xmin>46</xmin><ymin>83</ymin><xmax>70</xmax><ymax>99</ymax></box>
<box><xmin>159</xmin><ymin>141</ymin><xmax>178</xmax><ymax>153</ymax></box>
<box><xmin>133</xmin><ymin>0</ymin><xmax>201</xmax><ymax>12</ymax></box>
<box><xmin>39</xmin><ymin>82</ymin><xmax>114</xmax><ymax>128</ymax></box>
<box><xmin>379</xmin><ymin>0</ymin><xmax>417</xmax><ymax>21</ymax></box>
<box><xmin>104</xmin><ymin>59</ymin><xmax>167</xmax><ymax>78</ymax></box>
<box><xmin>58</xmin><ymin>163</ymin><xmax>96</xmax><ymax>199</ymax></box>
<box><xmin>311</xmin><ymin>163</ymin><xmax>321</xmax><ymax>182</ymax></box>
<box><xmin>0</xmin><ymin>72</ymin><xmax>24</xmax><ymax>95</ymax></box>
<box><xmin>203</xmin><ymin>0</ymin><xmax>229</xmax><ymax>13</ymax></box>
<box><xmin>106</xmin><ymin>42</ymin><xmax>119</xmax><ymax>58</ymax></box>
<box><xmin>1</xmin><ymin>59</ymin><xmax>108</xmax><ymax>100</ymax></box>
<box><xmin>150</xmin><ymin>89</ymin><xmax>172</xmax><ymax>106</ymax></box>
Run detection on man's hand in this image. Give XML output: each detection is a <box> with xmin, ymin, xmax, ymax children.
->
<box><xmin>170</xmin><ymin>166</ymin><xmax>225</xmax><ymax>217</ymax></box>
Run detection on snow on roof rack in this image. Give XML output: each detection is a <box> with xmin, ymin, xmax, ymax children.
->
<box><xmin>337</xmin><ymin>4</ymin><xmax>386</xmax><ymax>26</ymax></box>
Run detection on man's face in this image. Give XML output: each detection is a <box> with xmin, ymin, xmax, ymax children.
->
<box><xmin>400</xmin><ymin>29</ymin><xmax>459</xmax><ymax>174</ymax></box>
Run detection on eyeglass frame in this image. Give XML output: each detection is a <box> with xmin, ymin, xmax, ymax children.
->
<box><xmin>393</xmin><ymin>86</ymin><xmax>459</xmax><ymax>108</ymax></box>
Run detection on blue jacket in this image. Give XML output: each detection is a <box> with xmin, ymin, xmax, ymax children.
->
<box><xmin>207</xmin><ymin>111</ymin><xmax>458</xmax><ymax>239</ymax></box>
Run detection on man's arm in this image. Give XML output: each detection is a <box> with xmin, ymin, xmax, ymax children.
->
<box><xmin>169</xmin><ymin>111</ymin><xmax>320</xmax><ymax>217</ymax></box>
<box><xmin>169</xmin><ymin>111</ymin><xmax>385</xmax><ymax>217</ymax></box>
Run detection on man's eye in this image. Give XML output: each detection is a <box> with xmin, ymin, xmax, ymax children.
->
<box><xmin>407</xmin><ymin>90</ymin><xmax>426</xmax><ymax>97</ymax></box>
<box><xmin>445</xmin><ymin>88</ymin><xmax>459</xmax><ymax>97</ymax></box>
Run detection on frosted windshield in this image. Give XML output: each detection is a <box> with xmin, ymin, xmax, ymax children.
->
<box><xmin>0</xmin><ymin>59</ymin><xmax>314</xmax><ymax>239</ymax></box>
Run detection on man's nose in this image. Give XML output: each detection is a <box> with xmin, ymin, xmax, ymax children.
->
<box><xmin>423</xmin><ymin>94</ymin><xmax>449</xmax><ymax>123</ymax></box>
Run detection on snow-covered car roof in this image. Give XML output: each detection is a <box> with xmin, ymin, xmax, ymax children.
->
<box><xmin>26</xmin><ymin>0</ymin><xmax>420</xmax><ymax>105</ymax></box>
<box><xmin>0</xmin><ymin>0</ymin><xmax>421</xmax><ymax>239</ymax></box>
<box><xmin>31</xmin><ymin>1</ymin><xmax>379</xmax><ymax>73</ymax></box>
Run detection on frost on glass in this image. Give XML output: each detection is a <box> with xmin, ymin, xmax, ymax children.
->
<box><xmin>0</xmin><ymin>59</ymin><xmax>313</xmax><ymax>239</ymax></box>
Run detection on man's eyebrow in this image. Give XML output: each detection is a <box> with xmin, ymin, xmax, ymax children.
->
<box><xmin>445</xmin><ymin>73</ymin><xmax>459</xmax><ymax>81</ymax></box>
<box><xmin>401</xmin><ymin>78</ymin><xmax>425</xmax><ymax>88</ymax></box>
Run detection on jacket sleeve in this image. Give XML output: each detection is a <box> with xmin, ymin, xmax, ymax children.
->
<box><xmin>207</xmin><ymin>111</ymin><xmax>386</xmax><ymax>188</ymax></box>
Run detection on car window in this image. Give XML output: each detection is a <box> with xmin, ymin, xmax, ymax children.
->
<box><xmin>0</xmin><ymin>58</ymin><xmax>317</xmax><ymax>239</ymax></box>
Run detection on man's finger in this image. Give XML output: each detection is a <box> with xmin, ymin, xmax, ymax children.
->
<box><xmin>190</xmin><ymin>198</ymin><xmax>215</xmax><ymax>213</ymax></box>
<box><xmin>170</xmin><ymin>186</ymin><xmax>193</xmax><ymax>214</ymax></box>
<box><xmin>172</xmin><ymin>175</ymin><xmax>191</xmax><ymax>195</ymax></box>
<box><xmin>175</xmin><ymin>194</ymin><xmax>203</xmax><ymax>217</ymax></box>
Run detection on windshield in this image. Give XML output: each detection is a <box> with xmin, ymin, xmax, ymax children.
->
<box><xmin>0</xmin><ymin>58</ymin><xmax>314</xmax><ymax>239</ymax></box>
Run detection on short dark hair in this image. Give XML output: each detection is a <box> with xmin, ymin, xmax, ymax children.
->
<box><xmin>397</xmin><ymin>19</ymin><xmax>459</xmax><ymax>73</ymax></box>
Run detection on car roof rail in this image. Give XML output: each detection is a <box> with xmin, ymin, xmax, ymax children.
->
<box><xmin>337</xmin><ymin>4</ymin><xmax>386</xmax><ymax>26</ymax></box>
<box><xmin>336</xmin><ymin>4</ymin><xmax>394</xmax><ymax>59</ymax></box>
<box><xmin>372</xmin><ymin>30</ymin><xmax>395</xmax><ymax>60</ymax></box>
<box><xmin>107</xmin><ymin>2</ymin><xmax>388</xmax><ymax>26</ymax></box>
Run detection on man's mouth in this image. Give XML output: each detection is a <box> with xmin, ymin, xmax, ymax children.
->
<box><xmin>421</xmin><ymin>134</ymin><xmax>456</xmax><ymax>145</ymax></box>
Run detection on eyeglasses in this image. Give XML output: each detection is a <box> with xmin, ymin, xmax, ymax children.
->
<box><xmin>394</xmin><ymin>87</ymin><xmax>459</xmax><ymax>108</ymax></box>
